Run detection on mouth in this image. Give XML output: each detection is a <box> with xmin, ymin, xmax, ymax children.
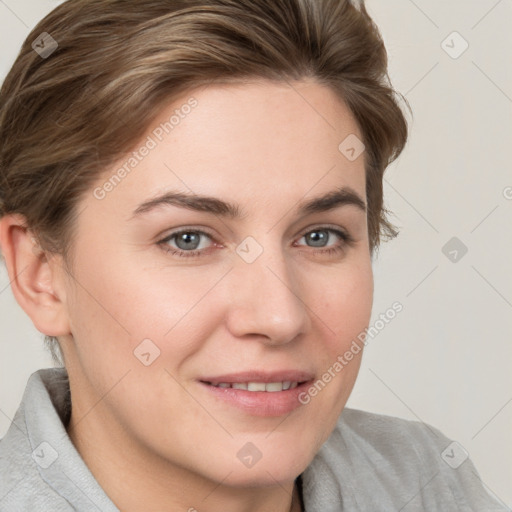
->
<box><xmin>201</xmin><ymin>380</ymin><xmax>304</xmax><ymax>391</ymax></box>
<box><xmin>197</xmin><ymin>372</ymin><xmax>315</xmax><ymax>417</ymax></box>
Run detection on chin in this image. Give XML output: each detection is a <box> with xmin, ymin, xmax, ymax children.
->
<box><xmin>220</xmin><ymin>462</ymin><xmax>305</xmax><ymax>489</ymax></box>
<box><xmin>202</xmin><ymin>438</ymin><xmax>314</xmax><ymax>488</ymax></box>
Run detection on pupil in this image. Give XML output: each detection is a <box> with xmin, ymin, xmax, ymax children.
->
<box><xmin>178</xmin><ymin>232</ymin><xmax>199</xmax><ymax>250</ymax></box>
<box><xmin>309</xmin><ymin>230</ymin><xmax>326</xmax><ymax>247</ymax></box>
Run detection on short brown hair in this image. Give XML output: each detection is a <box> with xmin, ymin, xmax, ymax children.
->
<box><xmin>0</xmin><ymin>0</ymin><xmax>410</xmax><ymax>365</ymax></box>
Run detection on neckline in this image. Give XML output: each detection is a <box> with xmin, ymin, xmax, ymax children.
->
<box><xmin>296</xmin><ymin>473</ymin><xmax>305</xmax><ymax>511</ymax></box>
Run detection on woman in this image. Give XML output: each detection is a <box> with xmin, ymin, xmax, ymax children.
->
<box><xmin>0</xmin><ymin>0</ymin><xmax>507</xmax><ymax>510</ymax></box>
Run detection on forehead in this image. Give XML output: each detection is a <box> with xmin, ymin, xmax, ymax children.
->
<box><xmin>87</xmin><ymin>79</ymin><xmax>366</xmax><ymax>221</ymax></box>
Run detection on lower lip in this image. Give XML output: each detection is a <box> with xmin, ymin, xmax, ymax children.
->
<box><xmin>198</xmin><ymin>381</ymin><xmax>313</xmax><ymax>417</ymax></box>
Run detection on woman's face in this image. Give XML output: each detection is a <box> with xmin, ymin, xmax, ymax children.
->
<box><xmin>59</xmin><ymin>79</ymin><xmax>373</xmax><ymax>488</ymax></box>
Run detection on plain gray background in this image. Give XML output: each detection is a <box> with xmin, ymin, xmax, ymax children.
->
<box><xmin>0</xmin><ymin>0</ymin><xmax>511</xmax><ymax>507</ymax></box>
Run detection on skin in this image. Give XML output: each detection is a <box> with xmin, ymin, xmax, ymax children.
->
<box><xmin>0</xmin><ymin>79</ymin><xmax>374</xmax><ymax>512</ymax></box>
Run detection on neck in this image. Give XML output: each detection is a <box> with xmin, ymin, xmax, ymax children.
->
<box><xmin>67</xmin><ymin>401</ymin><xmax>303</xmax><ymax>512</ymax></box>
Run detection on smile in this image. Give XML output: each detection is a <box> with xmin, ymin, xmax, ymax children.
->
<box><xmin>198</xmin><ymin>378</ymin><xmax>314</xmax><ymax>417</ymax></box>
<box><xmin>205</xmin><ymin>381</ymin><xmax>301</xmax><ymax>391</ymax></box>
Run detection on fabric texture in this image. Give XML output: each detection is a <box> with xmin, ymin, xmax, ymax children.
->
<box><xmin>0</xmin><ymin>368</ymin><xmax>508</xmax><ymax>511</ymax></box>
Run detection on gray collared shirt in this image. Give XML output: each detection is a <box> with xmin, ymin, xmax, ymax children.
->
<box><xmin>0</xmin><ymin>368</ymin><xmax>508</xmax><ymax>511</ymax></box>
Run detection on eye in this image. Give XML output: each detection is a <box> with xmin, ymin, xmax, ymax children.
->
<box><xmin>158</xmin><ymin>225</ymin><xmax>355</xmax><ymax>259</ymax></box>
<box><xmin>295</xmin><ymin>226</ymin><xmax>354</xmax><ymax>256</ymax></box>
<box><xmin>158</xmin><ymin>228</ymin><xmax>215</xmax><ymax>258</ymax></box>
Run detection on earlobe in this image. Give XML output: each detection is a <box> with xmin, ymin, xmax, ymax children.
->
<box><xmin>0</xmin><ymin>214</ymin><xmax>71</xmax><ymax>337</ymax></box>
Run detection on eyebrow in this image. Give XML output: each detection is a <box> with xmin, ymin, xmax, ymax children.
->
<box><xmin>130</xmin><ymin>185</ymin><xmax>366</xmax><ymax>220</ymax></box>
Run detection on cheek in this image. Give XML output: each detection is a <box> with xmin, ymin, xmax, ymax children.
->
<box><xmin>313</xmin><ymin>258</ymin><xmax>374</xmax><ymax>353</ymax></box>
<box><xmin>64</xmin><ymin>247</ymin><xmax>234</xmax><ymax>398</ymax></box>
<box><xmin>69</xmin><ymin>244</ymin><xmax>215</xmax><ymax>337</ymax></box>
<box><xmin>303</xmin><ymin>260</ymin><xmax>372</xmax><ymax>414</ymax></box>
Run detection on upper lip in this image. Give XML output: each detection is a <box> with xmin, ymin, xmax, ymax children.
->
<box><xmin>199</xmin><ymin>370</ymin><xmax>315</xmax><ymax>385</ymax></box>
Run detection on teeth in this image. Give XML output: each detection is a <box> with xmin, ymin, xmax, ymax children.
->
<box><xmin>247</xmin><ymin>382</ymin><xmax>266</xmax><ymax>392</ymax></box>
<box><xmin>210</xmin><ymin>381</ymin><xmax>300</xmax><ymax>391</ymax></box>
<box><xmin>265</xmin><ymin>382</ymin><xmax>283</xmax><ymax>392</ymax></box>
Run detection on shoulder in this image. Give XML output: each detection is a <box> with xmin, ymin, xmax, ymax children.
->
<box><xmin>301</xmin><ymin>407</ymin><xmax>508</xmax><ymax>512</ymax></box>
<box><xmin>0</xmin><ymin>369</ymin><xmax>76</xmax><ymax>511</ymax></box>
<box><xmin>0</xmin><ymin>410</ymin><xmax>72</xmax><ymax>510</ymax></box>
<box><xmin>338</xmin><ymin>406</ymin><xmax>449</xmax><ymax>456</ymax></box>
<box><xmin>318</xmin><ymin>407</ymin><xmax>455</xmax><ymax>489</ymax></box>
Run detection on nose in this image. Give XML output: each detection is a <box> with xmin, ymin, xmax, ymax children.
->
<box><xmin>224</xmin><ymin>241</ymin><xmax>310</xmax><ymax>346</ymax></box>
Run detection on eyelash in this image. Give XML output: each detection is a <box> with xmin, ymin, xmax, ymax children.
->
<box><xmin>158</xmin><ymin>226</ymin><xmax>355</xmax><ymax>259</ymax></box>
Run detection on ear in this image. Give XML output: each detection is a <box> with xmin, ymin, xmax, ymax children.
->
<box><xmin>0</xmin><ymin>214</ymin><xmax>71</xmax><ymax>337</ymax></box>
